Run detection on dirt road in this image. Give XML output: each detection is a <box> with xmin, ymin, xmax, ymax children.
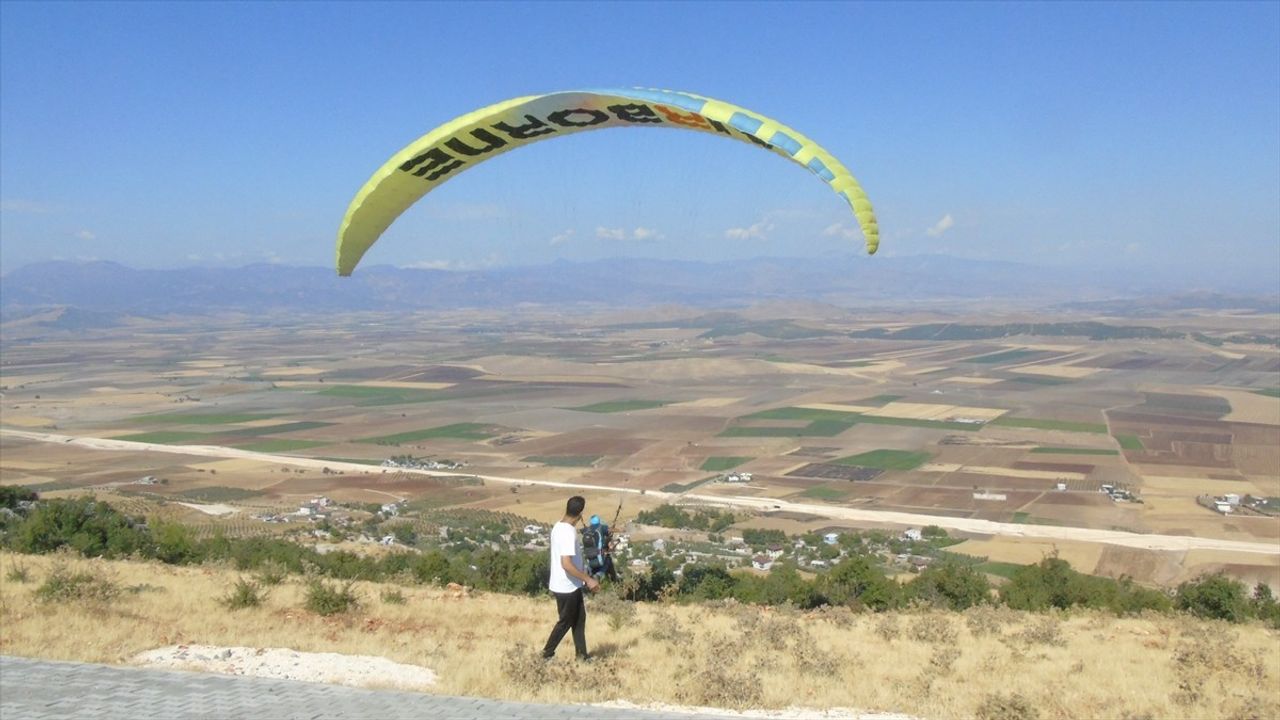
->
<box><xmin>4</xmin><ymin>428</ymin><xmax>1277</xmax><ymax>557</ymax></box>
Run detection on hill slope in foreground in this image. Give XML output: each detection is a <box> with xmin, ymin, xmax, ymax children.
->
<box><xmin>1</xmin><ymin>553</ymin><xmax>1276</xmax><ymax>720</ymax></box>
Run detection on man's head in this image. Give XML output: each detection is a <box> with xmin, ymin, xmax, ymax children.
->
<box><xmin>565</xmin><ymin>495</ymin><xmax>586</xmax><ymax>520</ymax></box>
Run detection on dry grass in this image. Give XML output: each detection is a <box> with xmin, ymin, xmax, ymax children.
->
<box><xmin>2</xmin><ymin>551</ymin><xmax>1278</xmax><ymax>719</ymax></box>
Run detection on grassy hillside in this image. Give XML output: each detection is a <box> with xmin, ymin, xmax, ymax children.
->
<box><xmin>1</xmin><ymin>551</ymin><xmax>1277</xmax><ymax>720</ymax></box>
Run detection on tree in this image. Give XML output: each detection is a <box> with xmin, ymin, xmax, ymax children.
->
<box><xmin>820</xmin><ymin>555</ymin><xmax>898</xmax><ymax>611</ymax></box>
<box><xmin>11</xmin><ymin>497</ymin><xmax>150</xmax><ymax>558</ymax></box>
<box><xmin>905</xmin><ymin>560</ymin><xmax>990</xmax><ymax>610</ymax></box>
<box><xmin>1176</xmin><ymin>573</ymin><xmax>1250</xmax><ymax>623</ymax></box>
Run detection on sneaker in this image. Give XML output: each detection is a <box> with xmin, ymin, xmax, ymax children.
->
<box><xmin>577</xmin><ymin>654</ymin><xmax>593</xmax><ymax>662</ymax></box>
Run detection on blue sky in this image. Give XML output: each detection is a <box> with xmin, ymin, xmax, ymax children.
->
<box><xmin>2</xmin><ymin>1</ymin><xmax>1277</xmax><ymax>289</ymax></box>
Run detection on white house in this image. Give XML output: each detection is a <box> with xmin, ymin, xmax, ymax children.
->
<box><xmin>523</xmin><ymin>524</ymin><xmax>543</xmax><ymax>535</ymax></box>
<box><xmin>752</xmin><ymin>556</ymin><xmax>774</xmax><ymax>571</ymax></box>
<box><xmin>1224</xmin><ymin>494</ymin><xmax>1241</xmax><ymax>506</ymax></box>
<box><xmin>766</xmin><ymin>544</ymin><xmax>785</xmax><ymax>559</ymax></box>
<box><xmin>380</xmin><ymin>503</ymin><xmax>400</xmax><ymax>516</ymax></box>
<box><xmin>1215</xmin><ymin>502</ymin><xmax>1234</xmax><ymax>514</ymax></box>
<box><xmin>902</xmin><ymin>528</ymin><xmax>923</xmax><ymax>542</ymax></box>
<box><xmin>653</xmin><ymin>538</ymin><xmax>667</xmax><ymax>552</ymax></box>
<box><xmin>823</xmin><ymin>532</ymin><xmax>841</xmax><ymax>545</ymax></box>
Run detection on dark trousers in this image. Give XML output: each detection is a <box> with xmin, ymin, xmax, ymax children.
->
<box><xmin>542</xmin><ymin>588</ymin><xmax>587</xmax><ymax>658</ymax></box>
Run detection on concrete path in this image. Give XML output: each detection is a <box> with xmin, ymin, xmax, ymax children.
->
<box><xmin>0</xmin><ymin>656</ymin><xmax>743</xmax><ymax>720</ymax></box>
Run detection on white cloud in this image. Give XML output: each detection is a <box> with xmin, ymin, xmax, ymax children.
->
<box><xmin>724</xmin><ymin>221</ymin><xmax>774</xmax><ymax>241</ymax></box>
<box><xmin>74</xmin><ymin>229</ymin><xmax>96</xmax><ymax>241</ymax></box>
<box><xmin>925</xmin><ymin>214</ymin><xmax>954</xmax><ymax>238</ymax></box>
<box><xmin>406</xmin><ymin>259</ymin><xmax>454</xmax><ymax>270</ymax></box>
<box><xmin>403</xmin><ymin>253</ymin><xmax>502</xmax><ymax>271</ymax></box>
<box><xmin>549</xmin><ymin>229</ymin><xmax>575</xmax><ymax>246</ymax></box>
<box><xmin>822</xmin><ymin>222</ymin><xmax>860</xmax><ymax>240</ymax></box>
<box><xmin>596</xmin><ymin>226</ymin><xmax>661</xmax><ymax>242</ymax></box>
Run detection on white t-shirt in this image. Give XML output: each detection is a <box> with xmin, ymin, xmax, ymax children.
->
<box><xmin>548</xmin><ymin>521</ymin><xmax>584</xmax><ymax>593</ymax></box>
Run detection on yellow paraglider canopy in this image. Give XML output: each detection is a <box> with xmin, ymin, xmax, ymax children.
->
<box><xmin>336</xmin><ymin>88</ymin><xmax>878</xmax><ymax>276</ymax></box>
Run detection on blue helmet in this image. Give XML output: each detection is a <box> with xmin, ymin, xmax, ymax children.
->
<box><xmin>590</xmin><ymin>514</ymin><xmax>601</xmax><ymax>526</ymax></box>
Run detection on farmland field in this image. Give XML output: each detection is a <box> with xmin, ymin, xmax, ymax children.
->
<box><xmin>2</xmin><ymin>300</ymin><xmax>1277</xmax><ymax>592</ymax></box>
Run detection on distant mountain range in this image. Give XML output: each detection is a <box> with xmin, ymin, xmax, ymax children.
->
<box><xmin>1</xmin><ymin>257</ymin><xmax>1276</xmax><ymax>316</ymax></box>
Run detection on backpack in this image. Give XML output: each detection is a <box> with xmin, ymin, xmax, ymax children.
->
<box><xmin>581</xmin><ymin>523</ymin><xmax>610</xmax><ymax>572</ymax></box>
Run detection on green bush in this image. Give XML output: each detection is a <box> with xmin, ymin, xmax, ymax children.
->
<box><xmin>35</xmin><ymin>563</ymin><xmax>120</xmax><ymax>604</ymax></box>
<box><xmin>1176</xmin><ymin>573</ymin><xmax>1249</xmax><ymax>623</ymax></box>
<box><xmin>905</xmin><ymin>560</ymin><xmax>991</xmax><ymax>610</ymax></box>
<box><xmin>820</xmin><ymin>555</ymin><xmax>899</xmax><ymax>611</ymax></box>
<box><xmin>0</xmin><ymin>485</ymin><xmax>38</xmax><ymax>510</ymax></box>
<box><xmin>5</xmin><ymin>561</ymin><xmax>30</xmax><ymax>583</ymax></box>
<box><xmin>12</xmin><ymin>497</ymin><xmax>150</xmax><ymax>559</ymax></box>
<box><xmin>305</xmin><ymin>578</ymin><xmax>360</xmax><ymax>616</ymax></box>
<box><xmin>221</xmin><ymin>578</ymin><xmax>267</xmax><ymax>610</ymax></box>
<box><xmin>381</xmin><ymin>588</ymin><xmax>406</xmax><ymax>605</ymax></box>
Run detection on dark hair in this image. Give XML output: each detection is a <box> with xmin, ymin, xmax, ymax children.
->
<box><xmin>566</xmin><ymin>495</ymin><xmax>586</xmax><ymax>518</ymax></box>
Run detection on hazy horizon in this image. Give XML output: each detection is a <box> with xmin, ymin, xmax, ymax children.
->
<box><xmin>2</xmin><ymin>3</ymin><xmax>1278</xmax><ymax>290</ymax></box>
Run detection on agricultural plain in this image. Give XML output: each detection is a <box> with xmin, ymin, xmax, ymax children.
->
<box><xmin>2</xmin><ymin>304</ymin><xmax>1278</xmax><ymax>590</ymax></box>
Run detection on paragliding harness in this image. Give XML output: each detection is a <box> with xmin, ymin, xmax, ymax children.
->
<box><xmin>580</xmin><ymin>500</ymin><xmax>622</xmax><ymax>581</ymax></box>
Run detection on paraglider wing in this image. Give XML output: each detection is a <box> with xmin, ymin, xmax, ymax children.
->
<box><xmin>336</xmin><ymin>88</ymin><xmax>878</xmax><ymax>276</ymax></box>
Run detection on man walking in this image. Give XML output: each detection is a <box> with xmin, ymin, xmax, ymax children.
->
<box><xmin>542</xmin><ymin>495</ymin><xmax>599</xmax><ymax>660</ymax></box>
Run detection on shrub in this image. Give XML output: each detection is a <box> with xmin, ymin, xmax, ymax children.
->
<box><xmin>305</xmin><ymin>578</ymin><xmax>360</xmax><ymax>615</ymax></box>
<box><xmin>976</xmin><ymin>692</ymin><xmax>1041</xmax><ymax>720</ymax></box>
<box><xmin>0</xmin><ymin>485</ymin><xmax>38</xmax><ymax>510</ymax></box>
<box><xmin>820</xmin><ymin>555</ymin><xmax>899</xmax><ymax>611</ymax></box>
<box><xmin>381</xmin><ymin>588</ymin><xmax>406</xmax><ymax>605</ymax></box>
<box><xmin>221</xmin><ymin>578</ymin><xmax>267</xmax><ymax>610</ymax></box>
<box><xmin>905</xmin><ymin>561</ymin><xmax>991</xmax><ymax>610</ymax></box>
<box><xmin>12</xmin><ymin>497</ymin><xmax>150</xmax><ymax>559</ymax></box>
<box><xmin>5</xmin><ymin>561</ymin><xmax>30</xmax><ymax>583</ymax></box>
<box><xmin>907</xmin><ymin>614</ymin><xmax>958</xmax><ymax>643</ymax></box>
<box><xmin>1175</xmin><ymin>573</ymin><xmax>1249</xmax><ymax>623</ymax></box>
<box><xmin>255</xmin><ymin>560</ymin><xmax>289</xmax><ymax>586</ymax></box>
<box><xmin>35</xmin><ymin>563</ymin><xmax>120</xmax><ymax>604</ymax></box>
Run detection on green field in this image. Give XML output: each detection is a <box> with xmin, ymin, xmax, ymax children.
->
<box><xmin>130</xmin><ymin>412</ymin><xmax>280</xmax><ymax>425</ymax></box>
<box><xmin>745</xmin><ymin>407</ymin><xmax>859</xmax><ymax>421</ymax></box>
<box><xmin>112</xmin><ymin>431</ymin><xmax>212</xmax><ymax>444</ymax></box>
<box><xmin>741</xmin><ymin>405</ymin><xmax>981</xmax><ymax>432</ymax></box>
<box><xmin>314</xmin><ymin>384</ymin><xmax>441</xmax><ymax>405</ymax></box>
<box><xmin>219</xmin><ymin>421</ymin><xmax>332</xmax><ymax>438</ymax></box>
<box><xmin>1006</xmin><ymin>375</ymin><xmax>1074</xmax><ymax>386</ymax></box>
<box><xmin>238</xmin><ymin>439</ymin><xmax>328</xmax><ymax>452</ymax></box>
<box><xmin>315</xmin><ymin>457</ymin><xmax>383</xmax><ymax>466</ymax></box>
<box><xmin>1113</xmin><ymin>434</ymin><xmax>1145</xmax><ymax>450</ymax></box>
<box><xmin>523</xmin><ymin>455</ymin><xmax>601</xmax><ymax>467</ymax></box>
<box><xmin>175</xmin><ymin>486</ymin><xmax>265</xmax><ymax>502</ymax></box>
<box><xmin>567</xmin><ymin>400</ymin><xmax>671</xmax><ymax>413</ymax></box>
<box><xmin>852</xmin><ymin>415</ymin><xmax>984</xmax><ymax>431</ymax></box>
<box><xmin>989</xmin><ymin>417</ymin><xmax>1109</xmax><ymax>434</ymax></box>
<box><xmin>1011</xmin><ymin>512</ymin><xmax>1065</xmax><ymax>526</ymax></box>
<box><xmin>1029</xmin><ymin>447</ymin><xmax>1120</xmax><ymax>456</ymax></box>
<box><xmin>800</xmin><ymin>485</ymin><xmax>847</xmax><ymax>501</ymax></box>
<box><xmin>360</xmin><ymin>423</ymin><xmax>498</xmax><ymax>444</ymax></box>
<box><xmin>661</xmin><ymin>476</ymin><xmax>718</xmax><ymax>493</ymax></box>
<box><xmin>719</xmin><ymin>419</ymin><xmax>857</xmax><ymax>438</ymax></box>
<box><xmin>1252</xmin><ymin>387</ymin><xmax>1280</xmax><ymax>398</ymax></box>
<box><xmin>967</xmin><ymin>349</ymin><xmax>1042</xmax><ymax>364</ymax></box>
<box><xmin>832</xmin><ymin>449</ymin><xmax>931</xmax><ymax>471</ymax></box>
<box><xmin>700</xmin><ymin>456</ymin><xmax>752</xmax><ymax>472</ymax></box>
